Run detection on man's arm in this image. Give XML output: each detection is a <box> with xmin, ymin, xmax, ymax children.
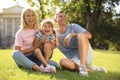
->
<box><xmin>82</xmin><ymin>31</ymin><xmax>92</xmax><ymax>39</ymax></box>
<box><xmin>63</xmin><ymin>31</ymin><xmax>92</xmax><ymax>46</ymax></box>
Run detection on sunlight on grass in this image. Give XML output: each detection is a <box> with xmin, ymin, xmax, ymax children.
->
<box><xmin>93</xmin><ymin>50</ymin><xmax>120</xmax><ymax>73</ymax></box>
<box><xmin>51</xmin><ymin>48</ymin><xmax>65</xmax><ymax>64</ymax></box>
<box><xmin>0</xmin><ymin>49</ymin><xmax>120</xmax><ymax>80</ymax></box>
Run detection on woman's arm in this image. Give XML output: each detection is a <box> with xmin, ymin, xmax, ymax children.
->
<box><xmin>15</xmin><ymin>37</ymin><xmax>41</xmax><ymax>55</ymax></box>
<box><xmin>15</xmin><ymin>46</ymin><xmax>35</xmax><ymax>54</ymax></box>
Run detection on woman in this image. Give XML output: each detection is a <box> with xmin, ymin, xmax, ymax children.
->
<box><xmin>12</xmin><ymin>8</ymin><xmax>57</xmax><ymax>73</ymax></box>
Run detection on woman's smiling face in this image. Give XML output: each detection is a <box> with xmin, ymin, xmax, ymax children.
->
<box><xmin>24</xmin><ymin>10</ymin><xmax>36</xmax><ymax>27</ymax></box>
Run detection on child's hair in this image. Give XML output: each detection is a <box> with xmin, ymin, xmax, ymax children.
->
<box><xmin>40</xmin><ymin>19</ymin><xmax>58</xmax><ymax>45</ymax></box>
<box><xmin>41</xmin><ymin>20</ymin><xmax>53</xmax><ymax>28</ymax></box>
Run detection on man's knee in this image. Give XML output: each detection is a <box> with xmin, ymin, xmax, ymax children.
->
<box><xmin>77</xmin><ymin>33</ymin><xmax>86</xmax><ymax>40</ymax></box>
<box><xmin>60</xmin><ymin>58</ymin><xmax>79</xmax><ymax>71</ymax></box>
<box><xmin>59</xmin><ymin>58</ymin><xmax>67</xmax><ymax>67</ymax></box>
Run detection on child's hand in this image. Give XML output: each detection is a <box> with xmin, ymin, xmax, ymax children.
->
<box><xmin>33</xmin><ymin>41</ymin><xmax>41</xmax><ymax>49</ymax></box>
<box><xmin>44</xmin><ymin>37</ymin><xmax>50</xmax><ymax>43</ymax></box>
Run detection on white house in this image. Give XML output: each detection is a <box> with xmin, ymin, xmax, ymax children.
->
<box><xmin>0</xmin><ymin>5</ymin><xmax>23</xmax><ymax>48</ymax></box>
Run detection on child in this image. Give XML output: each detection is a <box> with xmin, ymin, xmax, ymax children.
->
<box><xmin>33</xmin><ymin>20</ymin><xmax>57</xmax><ymax>72</ymax></box>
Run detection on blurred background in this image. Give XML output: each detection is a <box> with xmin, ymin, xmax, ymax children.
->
<box><xmin>0</xmin><ymin>0</ymin><xmax>120</xmax><ymax>51</ymax></box>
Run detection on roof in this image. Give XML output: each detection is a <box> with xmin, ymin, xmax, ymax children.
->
<box><xmin>0</xmin><ymin>5</ymin><xmax>23</xmax><ymax>15</ymax></box>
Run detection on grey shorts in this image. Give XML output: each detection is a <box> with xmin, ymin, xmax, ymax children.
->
<box><xmin>71</xmin><ymin>46</ymin><xmax>94</xmax><ymax>67</ymax></box>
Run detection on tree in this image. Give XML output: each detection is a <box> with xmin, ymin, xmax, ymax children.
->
<box><xmin>18</xmin><ymin>0</ymin><xmax>120</xmax><ymax>50</ymax></box>
<box><xmin>25</xmin><ymin>0</ymin><xmax>62</xmax><ymax>21</ymax></box>
<box><xmin>22</xmin><ymin>0</ymin><xmax>120</xmax><ymax>30</ymax></box>
<box><xmin>60</xmin><ymin>0</ymin><xmax>120</xmax><ymax>49</ymax></box>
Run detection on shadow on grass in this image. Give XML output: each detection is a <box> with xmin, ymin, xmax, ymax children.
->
<box><xmin>51</xmin><ymin>70</ymin><xmax>120</xmax><ymax>80</ymax></box>
<box><xmin>18</xmin><ymin>67</ymin><xmax>120</xmax><ymax>80</ymax></box>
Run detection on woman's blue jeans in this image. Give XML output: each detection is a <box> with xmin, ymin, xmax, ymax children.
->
<box><xmin>12</xmin><ymin>50</ymin><xmax>59</xmax><ymax>69</ymax></box>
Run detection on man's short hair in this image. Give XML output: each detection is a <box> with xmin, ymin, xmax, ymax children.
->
<box><xmin>54</xmin><ymin>10</ymin><xmax>65</xmax><ymax>21</ymax></box>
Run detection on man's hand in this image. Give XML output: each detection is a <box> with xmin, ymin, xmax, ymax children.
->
<box><xmin>64</xmin><ymin>34</ymin><xmax>72</xmax><ymax>46</ymax></box>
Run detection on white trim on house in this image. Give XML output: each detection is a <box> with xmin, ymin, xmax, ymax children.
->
<box><xmin>0</xmin><ymin>5</ymin><xmax>23</xmax><ymax>48</ymax></box>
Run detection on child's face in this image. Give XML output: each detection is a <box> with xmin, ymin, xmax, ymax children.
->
<box><xmin>42</xmin><ymin>23</ymin><xmax>53</xmax><ymax>36</ymax></box>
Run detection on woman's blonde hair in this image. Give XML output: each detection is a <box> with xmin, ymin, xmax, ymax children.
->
<box><xmin>21</xmin><ymin>8</ymin><xmax>39</xmax><ymax>29</ymax></box>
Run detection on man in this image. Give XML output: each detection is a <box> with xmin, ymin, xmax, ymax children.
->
<box><xmin>54</xmin><ymin>10</ymin><xmax>106</xmax><ymax>76</ymax></box>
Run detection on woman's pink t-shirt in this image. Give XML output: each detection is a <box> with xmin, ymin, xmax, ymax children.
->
<box><xmin>15</xmin><ymin>28</ymin><xmax>39</xmax><ymax>50</ymax></box>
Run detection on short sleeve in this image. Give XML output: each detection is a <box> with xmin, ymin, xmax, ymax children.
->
<box><xmin>15</xmin><ymin>31</ymin><xmax>23</xmax><ymax>47</ymax></box>
<box><xmin>71</xmin><ymin>23</ymin><xmax>86</xmax><ymax>33</ymax></box>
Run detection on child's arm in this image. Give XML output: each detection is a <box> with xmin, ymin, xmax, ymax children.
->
<box><xmin>50</xmin><ymin>30</ymin><xmax>58</xmax><ymax>49</ymax></box>
<box><xmin>33</xmin><ymin>37</ymin><xmax>39</xmax><ymax>46</ymax></box>
<box><xmin>33</xmin><ymin>36</ymin><xmax>43</xmax><ymax>49</ymax></box>
<box><xmin>44</xmin><ymin>35</ymin><xmax>56</xmax><ymax>49</ymax></box>
<box><xmin>50</xmin><ymin>39</ymin><xmax>57</xmax><ymax>49</ymax></box>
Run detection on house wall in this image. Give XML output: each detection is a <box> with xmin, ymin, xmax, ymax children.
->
<box><xmin>0</xmin><ymin>5</ymin><xmax>23</xmax><ymax>49</ymax></box>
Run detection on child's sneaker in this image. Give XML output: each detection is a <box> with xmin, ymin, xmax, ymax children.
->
<box><xmin>79</xmin><ymin>65</ymin><xmax>88</xmax><ymax>77</ymax></box>
<box><xmin>41</xmin><ymin>64</ymin><xmax>56</xmax><ymax>73</ymax></box>
<box><xmin>40</xmin><ymin>64</ymin><xmax>44</xmax><ymax>69</ymax></box>
<box><xmin>46</xmin><ymin>64</ymin><xmax>56</xmax><ymax>73</ymax></box>
<box><xmin>91</xmin><ymin>66</ymin><xmax>107</xmax><ymax>73</ymax></box>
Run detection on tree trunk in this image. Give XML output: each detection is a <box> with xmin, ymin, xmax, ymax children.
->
<box><xmin>86</xmin><ymin>0</ymin><xmax>102</xmax><ymax>33</ymax></box>
<box><xmin>38</xmin><ymin>0</ymin><xmax>45</xmax><ymax>19</ymax></box>
<box><xmin>85</xmin><ymin>0</ymin><xmax>103</xmax><ymax>47</ymax></box>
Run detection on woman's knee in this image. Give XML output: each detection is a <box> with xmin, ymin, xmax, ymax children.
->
<box><xmin>12</xmin><ymin>50</ymin><xmax>22</xmax><ymax>59</ymax></box>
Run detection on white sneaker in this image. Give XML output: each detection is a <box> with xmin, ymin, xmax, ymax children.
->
<box><xmin>79</xmin><ymin>65</ymin><xmax>88</xmax><ymax>77</ymax></box>
<box><xmin>40</xmin><ymin>64</ymin><xmax>44</xmax><ymax>69</ymax></box>
<box><xmin>40</xmin><ymin>65</ymin><xmax>49</xmax><ymax>73</ymax></box>
<box><xmin>46</xmin><ymin>64</ymin><xmax>56</xmax><ymax>73</ymax></box>
<box><xmin>91</xmin><ymin>66</ymin><xmax>107</xmax><ymax>73</ymax></box>
<box><xmin>41</xmin><ymin>64</ymin><xmax>56</xmax><ymax>73</ymax></box>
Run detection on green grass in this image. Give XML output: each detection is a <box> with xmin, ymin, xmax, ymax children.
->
<box><xmin>0</xmin><ymin>49</ymin><xmax>120</xmax><ymax>80</ymax></box>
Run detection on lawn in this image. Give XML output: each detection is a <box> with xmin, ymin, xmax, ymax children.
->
<box><xmin>0</xmin><ymin>49</ymin><xmax>120</xmax><ymax>80</ymax></box>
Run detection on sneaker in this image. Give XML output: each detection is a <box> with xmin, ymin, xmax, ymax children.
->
<box><xmin>41</xmin><ymin>64</ymin><xmax>56</xmax><ymax>73</ymax></box>
<box><xmin>46</xmin><ymin>64</ymin><xmax>56</xmax><ymax>73</ymax></box>
<box><xmin>91</xmin><ymin>66</ymin><xmax>107</xmax><ymax>73</ymax></box>
<box><xmin>41</xmin><ymin>68</ymin><xmax>51</xmax><ymax>73</ymax></box>
<box><xmin>79</xmin><ymin>65</ymin><xmax>88</xmax><ymax>77</ymax></box>
<box><xmin>40</xmin><ymin>64</ymin><xmax>44</xmax><ymax>69</ymax></box>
